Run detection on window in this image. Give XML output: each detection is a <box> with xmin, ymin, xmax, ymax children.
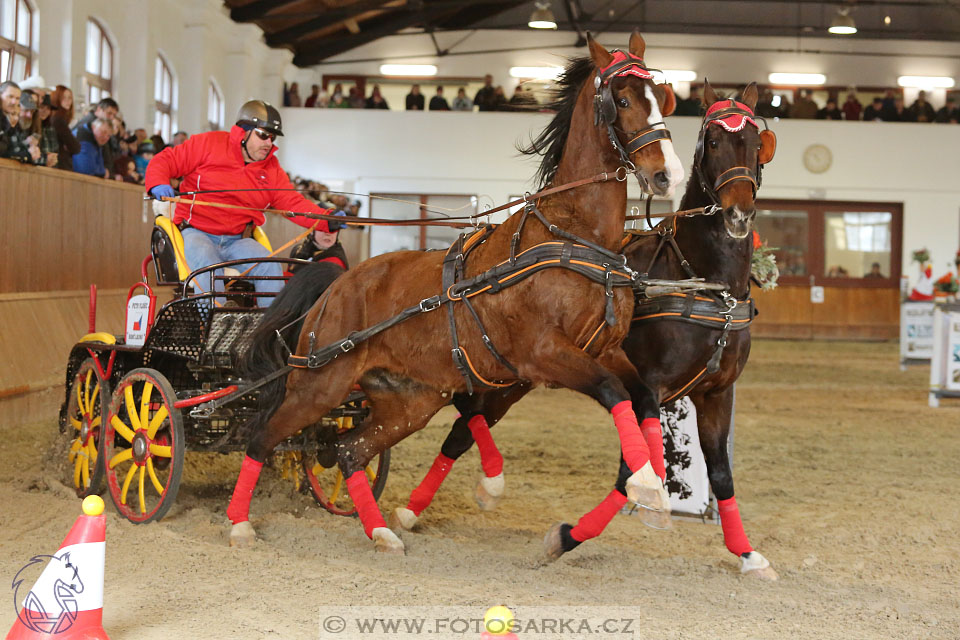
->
<box><xmin>208</xmin><ymin>80</ymin><xmax>224</xmax><ymax>131</ymax></box>
<box><xmin>0</xmin><ymin>0</ymin><xmax>33</xmax><ymax>82</ymax></box>
<box><xmin>754</xmin><ymin>200</ymin><xmax>902</xmax><ymax>286</ymax></box>
<box><xmin>84</xmin><ymin>19</ymin><xmax>112</xmax><ymax>104</ymax></box>
<box><xmin>154</xmin><ymin>54</ymin><xmax>176</xmax><ymax>141</ymax></box>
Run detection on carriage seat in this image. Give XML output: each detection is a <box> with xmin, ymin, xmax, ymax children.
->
<box><xmin>151</xmin><ymin>215</ymin><xmax>273</xmax><ymax>286</ymax></box>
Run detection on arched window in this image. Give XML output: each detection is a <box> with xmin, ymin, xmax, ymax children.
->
<box><xmin>154</xmin><ymin>53</ymin><xmax>176</xmax><ymax>141</ymax></box>
<box><xmin>85</xmin><ymin>18</ymin><xmax>113</xmax><ymax>103</ymax></box>
<box><xmin>0</xmin><ymin>0</ymin><xmax>34</xmax><ymax>82</ymax></box>
<box><xmin>208</xmin><ymin>79</ymin><xmax>224</xmax><ymax>131</ymax></box>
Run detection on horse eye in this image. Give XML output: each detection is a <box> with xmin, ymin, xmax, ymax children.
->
<box><xmin>618</xmin><ymin>97</ymin><xmax>629</xmax><ymax>108</ymax></box>
<box><xmin>708</xmin><ymin>139</ymin><xmax>719</xmax><ymax>149</ymax></box>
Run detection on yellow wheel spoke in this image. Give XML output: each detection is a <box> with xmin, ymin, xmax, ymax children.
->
<box><xmin>68</xmin><ymin>439</ymin><xmax>81</xmax><ymax>460</ymax></box>
<box><xmin>88</xmin><ymin>439</ymin><xmax>98</xmax><ymax>464</ymax></box>
<box><xmin>90</xmin><ymin>415</ymin><xmax>101</xmax><ymax>429</ymax></box>
<box><xmin>147</xmin><ymin>406</ymin><xmax>168</xmax><ymax>439</ymax></box>
<box><xmin>80</xmin><ymin>451</ymin><xmax>90</xmax><ymax>488</ymax></box>
<box><xmin>120</xmin><ymin>463</ymin><xmax>137</xmax><ymax>505</ymax></box>
<box><xmin>75</xmin><ymin>381</ymin><xmax>85</xmax><ymax>416</ymax></box>
<box><xmin>146</xmin><ymin>458</ymin><xmax>164</xmax><ymax>494</ymax></box>
<box><xmin>109</xmin><ymin>448</ymin><xmax>133</xmax><ymax>470</ymax></box>
<box><xmin>311</xmin><ymin>463</ymin><xmax>324</xmax><ymax>476</ymax></box>
<box><xmin>110</xmin><ymin>415</ymin><xmax>136</xmax><ymax>443</ymax></box>
<box><xmin>365</xmin><ymin>464</ymin><xmax>376</xmax><ymax>482</ymax></box>
<box><xmin>139</xmin><ymin>382</ymin><xmax>154</xmax><ymax>434</ymax></box>
<box><xmin>124</xmin><ymin>385</ymin><xmax>142</xmax><ymax>432</ymax></box>
<box><xmin>73</xmin><ymin>455</ymin><xmax>83</xmax><ymax>487</ymax></box>
<box><xmin>90</xmin><ymin>383</ymin><xmax>100</xmax><ymax>412</ymax></box>
<box><xmin>329</xmin><ymin>471</ymin><xmax>343</xmax><ymax>503</ymax></box>
<box><xmin>149</xmin><ymin>444</ymin><xmax>171</xmax><ymax>458</ymax></box>
<box><xmin>69</xmin><ymin>416</ymin><xmax>82</xmax><ymax>431</ymax></box>
<box><xmin>83</xmin><ymin>370</ymin><xmax>93</xmax><ymax>412</ymax></box>
<box><xmin>138</xmin><ymin>466</ymin><xmax>146</xmax><ymax>514</ymax></box>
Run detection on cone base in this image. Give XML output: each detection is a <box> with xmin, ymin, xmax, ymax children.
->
<box><xmin>6</xmin><ymin>608</ymin><xmax>109</xmax><ymax>640</ymax></box>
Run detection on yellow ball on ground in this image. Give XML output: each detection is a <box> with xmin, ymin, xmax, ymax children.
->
<box><xmin>484</xmin><ymin>605</ymin><xmax>514</xmax><ymax>636</ymax></box>
<box><xmin>82</xmin><ymin>495</ymin><xmax>105</xmax><ymax>516</ymax></box>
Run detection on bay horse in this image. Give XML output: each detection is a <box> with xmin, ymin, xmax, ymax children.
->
<box><xmin>227</xmin><ymin>31</ymin><xmax>685</xmax><ymax>554</ymax></box>
<box><xmin>393</xmin><ymin>81</ymin><xmax>779</xmax><ymax>579</ymax></box>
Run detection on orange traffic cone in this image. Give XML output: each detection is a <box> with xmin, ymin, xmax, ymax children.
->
<box><xmin>7</xmin><ymin>496</ymin><xmax>109</xmax><ymax>640</ymax></box>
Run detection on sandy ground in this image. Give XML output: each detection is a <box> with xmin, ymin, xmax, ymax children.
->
<box><xmin>0</xmin><ymin>340</ymin><xmax>958</xmax><ymax>639</ymax></box>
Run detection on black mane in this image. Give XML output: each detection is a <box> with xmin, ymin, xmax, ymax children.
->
<box><xmin>518</xmin><ymin>57</ymin><xmax>595</xmax><ymax>189</ymax></box>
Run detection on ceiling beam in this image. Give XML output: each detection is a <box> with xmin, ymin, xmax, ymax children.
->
<box><xmin>229</xmin><ymin>0</ymin><xmax>300</xmax><ymax>23</ymax></box>
<box><xmin>264</xmin><ymin>0</ymin><xmax>402</xmax><ymax>46</ymax></box>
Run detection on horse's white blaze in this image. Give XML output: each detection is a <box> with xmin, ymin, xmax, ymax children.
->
<box><xmin>644</xmin><ymin>84</ymin><xmax>685</xmax><ymax>195</ymax></box>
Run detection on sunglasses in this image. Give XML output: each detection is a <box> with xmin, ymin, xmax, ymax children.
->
<box><xmin>253</xmin><ymin>128</ymin><xmax>276</xmax><ymax>142</ymax></box>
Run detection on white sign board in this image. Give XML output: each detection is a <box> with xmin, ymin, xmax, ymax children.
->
<box><xmin>125</xmin><ymin>295</ymin><xmax>150</xmax><ymax>346</ymax></box>
<box><xmin>900</xmin><ymin>302</ymin><xmax>935</xmax><ymax>362</ymax></box>
<box><xmin>946</xmin><ymin>313</ymin><xmax>960</xmax><ymax>391</ymax></box>
<box><xmin>660</xmin><ymin>398</ymin><xmax>712</xmax><ymax>518</ymax></box>
<box><xmin>810</xmin><ymin>286</ymin><xmax>825</xmax><ymax>304</ymax></box>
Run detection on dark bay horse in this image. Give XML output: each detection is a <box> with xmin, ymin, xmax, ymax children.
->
<box><xmin>227</xmin><ymin>31</ymin><xmax>684</xmax><ymax>554</ymax></box>
<box><xmin>394</xmin><ymin>82</ymin><xmax>779</xmax><ymax>579</ymax></box>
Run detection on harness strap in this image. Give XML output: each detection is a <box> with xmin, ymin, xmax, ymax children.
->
<box><xmin>626</xmin><ymin>127</ymin><xmax>671</xmax><ymax>155</ymax></box>
<box><xmin>713</xmin><ymin>166</ymin><xmax>758</xmax><ymax>193</ymax></box>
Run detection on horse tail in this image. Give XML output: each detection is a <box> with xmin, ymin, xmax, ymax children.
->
<box><xmin>240</xmin><ymin>262</ymin><xmax>344</xmax><ymax>438</ymax></box>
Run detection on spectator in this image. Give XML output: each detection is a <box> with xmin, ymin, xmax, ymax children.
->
<box><xmin>0</xmin><ymin>80</ymin><xmax>21</xmax><ymax>158</ymax></box>
<box><xmin>492</xmin><ymin>86</ymin><xmax>509</xmax><ymax>111</ymax></box>
<box><xmin>816</xmin><ymin>98</ymin><xmax>843</xmax><ymax>120</ymax></box>
<box><xmin>76</xmin><ymin>97</ymin><xmax>119</xmax><ymax>173</ymax></box>
<box><xmin>49</xmin><ymin>85</ymin><xmax>81</xmax><ymax>170</ymax></box>
<box><xmin>883</xmin><ymin>97</ymin><xmax>916</xmax><ymax>122</ymax></box>
<box><xmin>348</xmin><ymin>86</ymin><xmax>366</xmax><ymax>109</ymax></box>
<box><xmin>881</xmin><ymin>89</ymin><xmax>896</xmax><ymax>112</ymax></box>
<box><xmin>315</xmin><ymin>90</ymin><xmax>330</xmax><ymax>108</ymax></box>
<box><xmin>841</xmin><ymin>93</ymin><xmax>862</xmax><ymax>121</ymax></box>
<box><xmin>909</xmin><ymin>91</ymin><xmax>936</xmax><ymax>122</ymax></box>
<box><xmin>171</xmin><ymin>131</ymin><xmax>188</xmax><ymax>146</ymax></box>
<box><xmin>113</xmin><ymin>155</ymin><xmax>140</xmax><ymax>184</ymax></box>
<box><xmin>287</xmin><ymin>82</ymin><xmax>302</xmax><ymax>107</ymax></box>
<box><xmin>73</xmin><ymin>117</ymin><xmax>114</xmax><ymax>177</ymax></box>
<box><xmin>304</xmin><ymin>84</ymin><xmax>320</xmax><ymax>108</ymax></box>
<box><xmin>790</xmin><ymin>90</ymin><xmax>818</xmax><ymax>119</ymax></box>
<box><xmin>365</xmin><ymin>85</ymin><xmax>388</xmax><ymax>109</ymax></box>
<box><xmin>864</xmin><ymin>262</ymin><xmax>885</xmax><ymax>279</ymax></box>
<box><xmin>405</xmin><ymin>84</ymin><xmax>425</xmax><ymax>111</ymax></box>
<box><xmin>675</xmin><ymin>88</ymin><xmax>703</xmax><ymax>116</ymax></box>
<box><xmin>134</xmin><ymin>128</ymin><xmax>148</xmax><ymax>146</ymax></box>
<box><xmin>330</xmin><ymin>91</ymin><xmax>350</xmax><ymax>108</ymax></box>
<box><xmin>754</xmin><ymin>89</ymin><xmax>778</xmax><ymax>118</ymax></box>
<box><xmin>934</xmin><ymin>98</ymin><xmax>958</xmax><ymax>123</ymax></box>
<box><xmin>429</xmin><ymin>86</ymin><xmax>450</xmax><ymax>111</ymax></box>
<box><xmin>863</xmin><ymin>97</ymin><xmax>884</xmax><ymax>121</ymax></box>
<box><xmin>36</xmin><ymin>95</ymin><xmax>60</xmax><ymax>168</ymax></box>
<box><xmin>508</xmin><ymin>86</ymin><xmax>538</xmax><ymax>108</ymax></box>
<box><xmin>18</xmin><ymin>90</ymin><xmax>41</xmax><ymax>136</ymax></box>
<box><xmin>150</xmin><ymin>133</ymin><xmax>166</xmax><ymax>153</ymax></box>
<box><xmin>134</xmin><ymin>141</ymin><xmax>155</xmax><ymax>175</ymax></box>
<box><xmin>451</xmin><ymin>87</ymin><xmax>472</xmax><ymax>111</ymax></box>
<box><xmin>330</xmin><ymin>83</ymin><xmax>345</xmax><ymax>105</ymax></box>
<box><xmin>474</xmin><ymin>74</ymin><xmax>497</xmax><ymax>111</ymax></box>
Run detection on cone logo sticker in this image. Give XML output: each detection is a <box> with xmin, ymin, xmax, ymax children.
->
<box><xmin>11</xmin><ymin>552</ymin><xmax>86</xmax><ymax>634</ymax></box>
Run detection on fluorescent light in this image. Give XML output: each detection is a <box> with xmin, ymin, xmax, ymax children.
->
<box><xmin>898</xmin><ymin>75</ymin><xmax>956</xmax><ymax>89</ymax></box>
<box><xmin>656</xmin><ymin>69</ymin><xmax>697</xmax><ymax>83</ymax></box>
<box><xmin>379</xmin><ymin>64</ymin><xmax>438</xmax><ymax>76</ymax></box>
<box><xmin>509</xmin><ymin>66</ymin><xmax>562</xmax><ymax>80</ymax></box>
<box><xmin>768</xmin><ymin>72</ymin><xmax>826</xmax><ymax>85</ymax></box>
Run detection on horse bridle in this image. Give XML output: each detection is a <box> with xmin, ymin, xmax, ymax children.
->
<box><xmin>593</xmin><ymin>50</ymin><xmax>673</xmax><ymax>192</ymax></box>
<box><xmin>693</xmin><ymin>99</ymin><xmax>770</xmax><ymax>206</ymax></box>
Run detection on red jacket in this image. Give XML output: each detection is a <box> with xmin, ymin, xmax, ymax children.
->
<box><xmin>144</xmin><ymin>125</ymin><xmax>330</xmax><ymax>234</ymax></box>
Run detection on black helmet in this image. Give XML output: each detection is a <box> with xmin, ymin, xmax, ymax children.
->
<box><xmin>235</xmin><ymin>100</ymin><xmax>283</xmax><ymax>136</ymax></box>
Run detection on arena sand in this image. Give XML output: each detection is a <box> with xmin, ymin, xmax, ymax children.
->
<box><xmin>0</xmin><ymin>340</ymin><xmax>957</xmax><ymax>639</ymax></box>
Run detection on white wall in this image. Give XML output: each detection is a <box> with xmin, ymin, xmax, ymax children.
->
<box><xmin>30</xmin><ymin>0</ymin><xmax>298</xmax><ymax>136</ymax></box>
<box><xmin>276</xmin><ymin>108</ymin><xmax>960</xmax><ymax>276</ymax></box>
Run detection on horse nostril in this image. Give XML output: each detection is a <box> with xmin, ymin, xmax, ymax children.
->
<box><xmin>654</xmin><ymin>171</ymin><xmax>670</xmax><ymax>189</ymax></box>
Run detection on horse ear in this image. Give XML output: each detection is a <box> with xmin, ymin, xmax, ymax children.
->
<box><xmin>659</xmin><ymin>83</ymin><xmax>676</xmax><ymax>117</ymax></box>
<box><xmin>703</xmin><ymin>78</ymin><xmax>720</xmax><ymax>107</ymax></box>
<box><xmin>628</xmin><ymin>29</ymin><xmax>646</xmax><ymax>59</ymax></box>
<box><xmin>587</xmin><ymin>32</ymin><xmax>613</xmax><ymax>69</ymax></box>
<box><xmin>741</xmin><ymin>82</ymin><xmax>759</xmax><ymax>111</ymax></box>
<box><xmin>758</xmin><ymin>129</ymin><xmax>777</xmax><ymax>165</ymax></box>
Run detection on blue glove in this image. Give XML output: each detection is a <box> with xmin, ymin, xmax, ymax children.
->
<box><xmin>327</xmin><ymin>210</ymin><xmax>348</xmax><ymax>231</ymax></box>
<box><xmin>150</xmin><ymin>184</ymin><xmax>176</xmax><ymax>200</ymax></box>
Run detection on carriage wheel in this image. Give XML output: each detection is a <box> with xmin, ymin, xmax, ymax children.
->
<box><xmin>302</xmin><ymin>414</ymin><xmax>390</xmax><ymax>517</ymax></box>
<box><xmin>102</xmin><ymin>368</ymin><xmax>184</xmax><ymax>524</ymax></box>
<box><xmin>62</xmin><ymin>358</ymin><xmax>108</xmax><ymax>498</ymax></box>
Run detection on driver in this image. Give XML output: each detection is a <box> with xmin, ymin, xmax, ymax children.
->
<box><xmin>144</xmin><ymin>100</ymin><xmax>341</xmax><ymax>306</ymax></box>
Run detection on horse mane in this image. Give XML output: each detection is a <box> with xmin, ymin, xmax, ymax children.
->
<box><xmin>518</xmin><ymin>56</ymin><xmax>595</xmax><ymax>189</ymax></box>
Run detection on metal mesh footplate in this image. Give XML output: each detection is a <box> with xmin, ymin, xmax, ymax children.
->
<box><xmin>201</xmin><ymin>310</ymin><xmax>263</xmax><ymax>370</ymax></box>
<box><xmin>144</xmin><ymin>299</ymin><xmax>210</xmax><ymax>361</ymax></box>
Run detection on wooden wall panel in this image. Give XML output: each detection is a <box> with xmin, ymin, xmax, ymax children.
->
<box><xmin>753</xmin><ymin>285</ymin><xmax>899</xmax><ymax>340</ymax></box>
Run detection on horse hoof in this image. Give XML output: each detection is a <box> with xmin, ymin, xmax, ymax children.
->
<box><xmin>372</xmin><ymin>527</ymin><xmax>405</xmax><ymax>555</ymax></box>
<box><xmin>626</xmin><ymin>462</ymin><xmax>666</xmax><ymax>511</ymax></box>
<box><xmin>638</xmin><ymin>503</ymin><xmax>673</xmax><ymax>530</ymax></box>
<box><xmin>475</xmin><ymin>473</ymin><xmax>505</xmax><ymax>511</ymax></box>
<box><xmin>741</xmin><ymin>551</ymin><xmax>778</xmax><ymax>581</ymax></box>
<box><xmin>389</xmin><ymin>507</ymin><xmax>419</xmax><ymax>532</ymax></box>
<box><xmin>542</xmin><ymin>522</ymin><xmax>568</xmax><ymax>562</ymax></box>
<box><xmin>229</xmin><ymin>521</ymin><xmax>256</xmax><ymax>548</ymax></box>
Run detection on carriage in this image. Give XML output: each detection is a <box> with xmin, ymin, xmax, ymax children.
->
<box><xmin>58</xmin><ymin>212</ymin><xmax>389</xmax><ymax>523</ymax></box>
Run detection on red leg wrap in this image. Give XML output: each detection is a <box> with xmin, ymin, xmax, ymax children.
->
<box><xmin>346</xmin><ymin>470</ymin><xmax>387</xmax><ymax>538</ymax></box>
<box><xmin>717</xmin><ymin>496</ymin><xmax>754</xmax><ymax>556</ymax></box>
<box><xmin>611</xmin><ymin>401</ymin><xmax>651</xmax><ymax>473</ymax></box>
<box><xmin>407</xmin><ymin>453</ymin><xmax>456</xmax><ymax>516</ymax></box>
<box><xmin>227</xmin><ymin>456</ymin><xmax>263</xmax><ymax>524</ymax></box>
<box><xmin>467</xmin><ymin>414</ymin><xmax>504</xmax><ymax>478</ymax></box>
<box><xmin>639</xmin><ymin>417</ymin><xmax>666</xmax><ymax>482</ymax></box>
<box><xmin>570</xmin><ymin>490</ymin><xmax>628</xmax><ymax>542</ymax></box>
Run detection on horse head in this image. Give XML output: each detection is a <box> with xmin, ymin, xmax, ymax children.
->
<box><xmin>696</xmin><ymin>80</ymin><xmax>777</xmax><ymax>239</ymax></box>
<box><xmin>588</xmin><ymin>30</ymin><xmax>685</xmax><ymax>197</ymax></box>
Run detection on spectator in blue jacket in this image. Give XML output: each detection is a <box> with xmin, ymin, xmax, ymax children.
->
<box><xmin>72</xmin><ymin>118</ymin><xmax>114</xmax><ymax>177</ymax></box>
